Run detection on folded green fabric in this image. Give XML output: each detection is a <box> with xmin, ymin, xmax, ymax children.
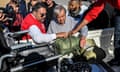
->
<box><xmin>53</xmin><ymin>36</ymin><xmax>105</xmax><ymax>61</ymax></box>
<box><xmin>53</xmin><ymin>36</ymin><xmax>80</xmax><ymax>55</ymax></box>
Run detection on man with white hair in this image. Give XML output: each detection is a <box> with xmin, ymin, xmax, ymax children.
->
<box><xmin>47</xmin><ymin>5</ymin><xmax>88</xmax><ymax>48</ymax></box>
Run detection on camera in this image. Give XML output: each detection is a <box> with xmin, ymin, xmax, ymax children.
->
<box><xmin>4</xmin><ymin>6</ymin><xmax>15</xmax><ymax>22</ymax></box>
<box><xmin>0</xmin><ymin>6</ymin><xmax>15</xmax><ymax>22</ymax></box>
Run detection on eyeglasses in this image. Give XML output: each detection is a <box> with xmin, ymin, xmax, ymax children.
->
<box><xmin>45</xmin><ymin>0</ymin><xmax>51</xmax><ymax>1</ymax></box>
<box><xmin>40</xmin><ymin>13</ymin><xmax>46</xmax><ymax>17</ymax></box>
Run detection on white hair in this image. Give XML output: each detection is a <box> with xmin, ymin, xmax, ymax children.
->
<box><xmin>54</xmin><ymin>5</ymin><xmax>66</xmax><ymax>18</ymax></box>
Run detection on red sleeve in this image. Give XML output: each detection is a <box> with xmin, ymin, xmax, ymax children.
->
<box><xmin>84</xmin><ymin>0</ymin><xmax>105</xmax><ymax>23</ymax></box>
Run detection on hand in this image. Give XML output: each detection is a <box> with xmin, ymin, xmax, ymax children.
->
<box><xmin>56</xmin><ymin>32</ymin><xmax>69</xmax><ymax>38</ymax></box>
<box><xmin>0</xmin><ymin>13</ymin><xmax>5</xmax><ymax>21</ymax></box>
<box><xmin>70</xmin><ymin>19</ymin><xmax>89</xmax><ymax>36</ymax></box>
<box><xmin>80</xmin><ymin>38</ymin><xmax>86</xmax><ymax>48</ymax></box>
<box><xmin>69</xmin><ymin>30</ymin><xmax>77</xmax><ymax>36</ymax></box>
<box><xmin>0</xmin><ymin>13</ymin><xmax>8</xmax><ymax>22</ymax></box>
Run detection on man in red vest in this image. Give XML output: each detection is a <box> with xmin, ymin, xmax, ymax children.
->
<box><xmin>70</xmin><ymin>0</ymin><xmax>120</xmax><ymax>66</ymax></box>
<box><xmin>21</xmin><ymin>2</ymin><xmax>67</xmax><ymax>43</ymax></box>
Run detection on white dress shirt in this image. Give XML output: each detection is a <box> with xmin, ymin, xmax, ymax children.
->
<box><xmin>29</xmin><ymin>25</ymin><xmax>56</xmax><ymax>44</ymax></box>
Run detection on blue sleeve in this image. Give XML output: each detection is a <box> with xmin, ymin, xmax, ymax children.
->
<box><xmin>80</xmin><ymin>25</ymin><xmax>88</xmax><ymax>37</ymax></box>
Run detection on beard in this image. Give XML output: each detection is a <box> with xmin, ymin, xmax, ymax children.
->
<box><xmin>69</xmin><ymin>9</ymin><xmax>81</xmax><ymax>17</ymax></box>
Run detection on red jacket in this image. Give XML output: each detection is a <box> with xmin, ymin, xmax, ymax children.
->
<box><xmin>85</xmin><ymin>0</ymin><xmax>120</xmax><ymax>23</ymax></box>
<box><xmin>13</xmin><ymin>13</ymin><xmax>23</xmax><ymax>27</ymax></box>
<box><xmin>21</xmin><ymin>13</ymin><xmax>46</xmax><ymax>39</ymax></box>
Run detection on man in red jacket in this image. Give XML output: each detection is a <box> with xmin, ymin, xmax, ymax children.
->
<box><xmin>70</xmin><ymin>0</ymin><xmax>120</xmax><ymax>66</ymax></box>
<box><xmin>21</xmin><ymin>2</ymin><xmax>68</xmax><ymax>43</ymax></box>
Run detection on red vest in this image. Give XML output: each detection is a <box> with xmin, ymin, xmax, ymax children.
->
<box><xmin>21</xmin><ymin>13</ymin><xmax>46</xmax><ymax>39</ymax></box>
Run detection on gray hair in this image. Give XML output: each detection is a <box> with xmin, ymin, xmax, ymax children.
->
<box><xmin>54</xmin><ymin>5</ymin><xmax>66</xmax><ymax>18</ymax></box>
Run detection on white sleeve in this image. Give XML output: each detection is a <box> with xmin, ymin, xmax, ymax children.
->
<box><xmin>28</xmin><ymin>25</ymin><xmax>56</xmax><ymax>43</ymax></box>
